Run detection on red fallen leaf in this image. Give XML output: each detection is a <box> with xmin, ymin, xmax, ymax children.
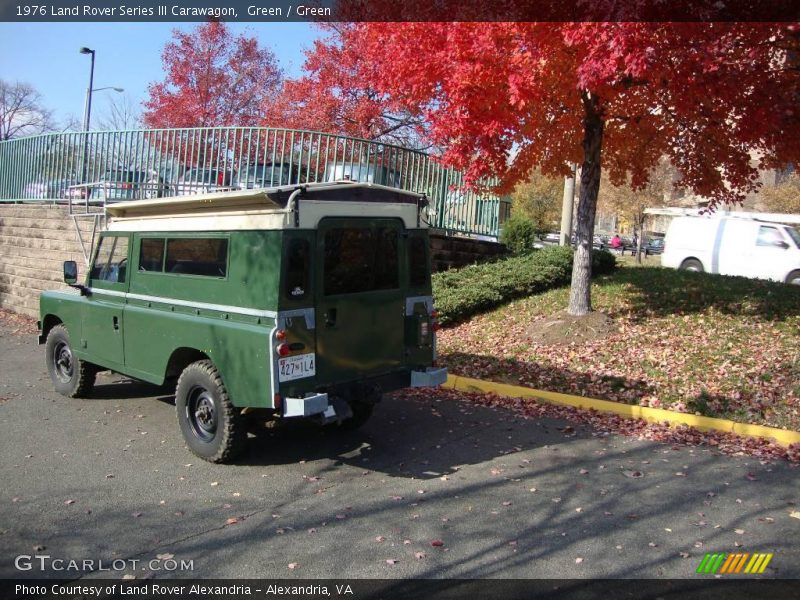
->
<box><xmin>431</xmin><ymin>539</ymin><xmax>444</xmax><ymax>547</ymax></box>
<box><xmin>225</xmin><ymin>517</ymin><xmax>240</xmax><ymax>525</ymax></box>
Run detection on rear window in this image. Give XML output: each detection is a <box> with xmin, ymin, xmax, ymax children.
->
<box><xmin>324</xmin><ymin>227</ymin><xmax>398</xmax><ymax>295</ymax></box>
<box><xmin>165</xmin><ymin>238</ymin><xmax>228</xmax><ymax>277</ymax></box>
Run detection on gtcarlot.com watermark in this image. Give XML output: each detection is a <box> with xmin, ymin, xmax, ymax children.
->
<box><xmin>15</xmin><ymin>554</ymin><xmax>194</xmax><ymax>573</ymax></box>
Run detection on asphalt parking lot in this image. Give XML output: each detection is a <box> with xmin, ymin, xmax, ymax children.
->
<box><xmin>0</xmin><ymin>322</ymin><xmax>798</xmax><ymax>581</ymax></box>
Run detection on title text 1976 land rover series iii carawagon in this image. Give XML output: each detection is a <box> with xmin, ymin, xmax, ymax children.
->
<box><xmin>38</xmin><ymin>182</ymin><xmax>446</xmax><ymax>463</ymax></box>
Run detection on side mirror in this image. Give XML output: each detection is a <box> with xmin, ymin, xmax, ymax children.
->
<box><xmin>775</xmin><ymin>240</ymin><xmax>790</xmax><ymax>249</ymax></box>
<box><xmin>63</xmin><ymin>260</ymin><xmax>78</xmax><ymax>285</ymax></box>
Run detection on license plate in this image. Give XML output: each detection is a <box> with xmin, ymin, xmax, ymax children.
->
<box><xmin>278</xmin><ymin>353</ymin><xmax>316</xmax><ymax>382</ymax></box>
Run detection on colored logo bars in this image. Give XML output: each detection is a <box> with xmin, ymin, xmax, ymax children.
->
<box><xmin>696</xmin><ymin>552</ymin><xmax>773</xmax><ymax>574</ymax></box>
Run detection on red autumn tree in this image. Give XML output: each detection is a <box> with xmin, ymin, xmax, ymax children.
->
<box><xmin>264</xmin><ymin>24</ymin><xmax>430</xmax><ymax>150</ymax></box>
<box><xmin>311</xmin><ymin>20</ymin><xmax>800</xmax><ymax>315</ymax></box>
<box><xmin>144</xmin><ymin>21</ymin><xmax>282</xmax><ymax>128</ymax></box>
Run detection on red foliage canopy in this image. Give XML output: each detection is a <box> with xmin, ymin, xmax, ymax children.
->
<box><xmin>143</xmin><ymin>22</ymin><xmax>282</xmax><ymax>129</ymax></box>
<box><xmin>264</xmin><ymin>24</ymin><xmax>429</xmax><ymax>149</ymax></box>
<box><xmin>320</xmin><ymin>22</ymin><xmax>800</xmax><ymax>204</ymax></box>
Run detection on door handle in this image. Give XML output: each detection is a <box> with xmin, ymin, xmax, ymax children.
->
<box><xmin>325</xmin><ymin>308</ymin><xmax>337</xmax><ymax>328</ymax></box>
<box><xmin>113</xmin><ymin>316</ymin><xmax>119</xmax><ymax>330</ymax></box>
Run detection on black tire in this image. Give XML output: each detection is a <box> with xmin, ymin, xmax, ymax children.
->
<box><xmin>680</xmin><ymin>258</ymin><xmax>704</xmax><ymax>273</ymax></box>
<box><xmin>45</xmin><ymin>324</ymin><xmax>96</xmax><ymax>398</ymax></box>
<box><xmin>175</xmin><ymin>360</ymin><xmax>246</xmax><ymax>463</ymax></box>
<box><xmin>339</xmin><ymin>401</ymin><xmax>375</xmax><ymax>431</ymax></box>
<box><xmin>786</xmin><ymin>270</ymin><xmax>800</xmax><ymax>286</ymax></box>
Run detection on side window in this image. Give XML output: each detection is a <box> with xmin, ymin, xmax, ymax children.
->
<box><xmin>408</xmin><ymin>236</ymin><xmax>429</xmax><ymax>288</ymax></box>
<box><xmin>374</xmin><ymin>227</ymin><xmax>399</xmax><ymax>291</ymax></box>
<box><xmin>285</xmin><ymin>238</ymin><xmax>310</xmax><ymax>299</ymax></box>
<box><xmin>139</xmin><ymin>238</ymin><xmax>165</xmax><ymax>272</ymax></box>
<box><xmin>90</xmin><ymin>236</ymin><xmax>129</xmax><ymax>283</ymax></box>
<box><xmin>756</xmin><ymin>226</ymin><xmax>785</xmax><ymax>248</ymax></box>
<box><xmin>165</xmin><ymin>238</ymin><xmax>228</xmax><ymax>277</ymax></box>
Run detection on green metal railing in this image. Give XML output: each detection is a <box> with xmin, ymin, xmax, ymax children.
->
<box><xmin>0</xmin><ymin>126</ymin><xmax>510</xmax><ymax>238</ymax></box>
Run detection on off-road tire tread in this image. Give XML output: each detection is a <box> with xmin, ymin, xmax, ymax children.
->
<box><xmin>176</xmin><ymin>359</ymin><xmax>246</xmax><ymax>463</ymax></box>
<box><xmin>46</xmin><ymin>324</ymin><xmax>97</xmax><ymax>398</ymax></box>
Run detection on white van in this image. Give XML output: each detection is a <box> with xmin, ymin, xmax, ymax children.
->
<box><xmin>662</xmin><ymin>216</ymin><xmax>800</xmax><ymax>285</ymax></box>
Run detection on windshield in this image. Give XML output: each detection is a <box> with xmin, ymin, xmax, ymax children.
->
<box><xmin>786</xmin><ymin>226</ymin><xmax>800</xmax><ymax>249</ymax></box>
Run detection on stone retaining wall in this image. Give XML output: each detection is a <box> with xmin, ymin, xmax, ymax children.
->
<box><xmin>0</xmin><ymin>205</ymin><xmax>95</xmax><ymax>318</ymax></box>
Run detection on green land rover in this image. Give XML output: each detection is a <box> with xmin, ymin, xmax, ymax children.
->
<box><xmin>38</xmin><ymin>182</ymin><xmax>446</xmax><ymax>463</ymax></box>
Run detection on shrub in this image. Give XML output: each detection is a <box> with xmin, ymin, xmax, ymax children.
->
<box><xmin>499</xmin><ymin>215</ymin><xmax>539</xmax><ymax>254</ymax></box>
<box><xmin>433</xmin><ymin>246</ymin><xmax>616</xmax><ymax>325</ymax></box>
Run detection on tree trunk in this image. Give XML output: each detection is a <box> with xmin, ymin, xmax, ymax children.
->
<box><xmin>567</xmin><ymin>92</ymin><xmax>604</xmax><ymax>316</ymax></box>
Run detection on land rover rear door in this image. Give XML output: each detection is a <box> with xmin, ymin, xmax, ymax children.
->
<box><xmin>314</xmin><ymin>218</ymin><xmax>405</xmax><ymax>383</ymax></box>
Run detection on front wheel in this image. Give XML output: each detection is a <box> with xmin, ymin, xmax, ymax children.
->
<box><xmin>175</xmin><ymin>360</ymin><xmax>246</xmax><ymax>463</ymax></box>
<box><xmin>786</xmin><ymin>270</ymin><xmax>800</xmax><ymax>286</ymax></box>
<box><xmin>45</xmin><ymin>324</ymin><xmax>96</xmax><ymax>398</ymax></box>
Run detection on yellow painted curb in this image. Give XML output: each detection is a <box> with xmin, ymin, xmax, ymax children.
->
<box><xmin>444</xmin><ymin>374</ymin><xmax>800</xmax><ymax>448</ymax></box>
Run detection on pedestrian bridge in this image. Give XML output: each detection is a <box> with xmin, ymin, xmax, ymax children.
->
<box><xmin>0</xmin><ymin>126</ymin><xmax>510</xmax><ymax>239</ymax></box>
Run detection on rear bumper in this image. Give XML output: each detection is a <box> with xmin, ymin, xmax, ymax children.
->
<box><xmin>283</xmin><ymin>392</ymin><xmax>329</xmax><ymax>417</ymax></box>
<box><xmin>280</xmin><ymin>367</ymin><xmax>448</xmax><ymax>417</ymax></box>
<box><xmin>410</xmin><ymin>367</ymin><xmax>448</xmax><ymax>388</ymax></box>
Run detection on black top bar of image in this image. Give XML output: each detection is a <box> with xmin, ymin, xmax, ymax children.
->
<box><xmin>1</xmin><ymin>0</ymin><xmax>800</xmax><ymax>23</ymax></box>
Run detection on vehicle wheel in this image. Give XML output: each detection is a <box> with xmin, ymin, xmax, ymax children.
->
<box><xmin>175</xmin><ymin>360</ymin><xmax>246</xmax><ymax>463</ymax></box>
<box><xmin>339</xmin><ymin>388</ymin><xmax>380</xmax><ymax>431</ymax></box>
<box><xmin>680</xmin><ymin>258</ymin><xmax>704</xmax><ymax>273</ymax></box>
<box><xmin>45</xmin><ymin>325</ymin><xmax>96</xmax><ymax>398</ymax></box>
<box><xmin>338</xmin><ymin>401</ymin><xmax>374</xmax><ymax>431</ymax></box>
<box><xmin>786</xmin><ymin>270</ymin><xmax>800</xmax><ymax>286</ymax></box>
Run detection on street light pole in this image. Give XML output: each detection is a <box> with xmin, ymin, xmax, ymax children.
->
<box><xmin>80</xmin><ymin>47</ymin><xmax>95</xmax><ymax>132</ymax></box>
<box><xmin>79</xmin><ymin>47</ymin><xmax>95</xmax><ymax>186</ymax></box>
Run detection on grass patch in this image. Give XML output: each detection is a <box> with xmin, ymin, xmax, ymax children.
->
<box><xmin>438</xmin><ymin>262</ymin><xmax>800</xmax><ymax>431</ymax></box>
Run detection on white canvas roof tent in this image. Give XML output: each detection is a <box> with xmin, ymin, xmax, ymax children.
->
<box><xmin>105</xmin><ymin>181</ymin><xmax>430</xmax><ymax>233</ymax></box>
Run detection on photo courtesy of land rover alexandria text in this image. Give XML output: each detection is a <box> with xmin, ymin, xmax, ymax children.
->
<box><xmin>38</xmin><ymin>182</ymin><xmax>447</xmax><ymax>463</ymax></box>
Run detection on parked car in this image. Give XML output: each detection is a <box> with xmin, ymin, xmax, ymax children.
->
<box><xmin>644</xmin><ymin>238</ymin><xmax>665</xmax><ymax>255</ymax></box>
<box><xmin>22</xmin><ymin>178</ymin><xmax>76</xmax><ymax>200</ymax></box>
<box><xmin>325</xmin><ymin>162</ymin><xmax>401</xmax><ymax>188</ymax></box>
<box><xmin>662</xmin><ymin>215</ymin><xmax>800</xmax><ymax>284</ymax></box>
<box><xmin>174</xmin><ymin>167</ymin><xmax>234</xmax><ymax>196</ymax></box>
<box><xmin>39</xmin><ymin>182</ymin><xmax>446</xmax><ymax>463</ymax></box>
<box><xmin>234</xmin><ymin>162</ymin><xmax>297</xmax><ymax>190</ymax></box>
<box><xmin>89</xmin><ymin>169</ymin><xmax>167</xmax><ymax>201</ymax></box>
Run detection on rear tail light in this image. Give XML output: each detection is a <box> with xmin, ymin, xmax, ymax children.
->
<box><xmin>276</xmin><ymin>343</ymin><xmax>291</xmax><ymax>357</ymax></box>
<box><xmin>275</xmin><ymin>329</ymin><xmax>287</xmax><ymax>341</ymax></box>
